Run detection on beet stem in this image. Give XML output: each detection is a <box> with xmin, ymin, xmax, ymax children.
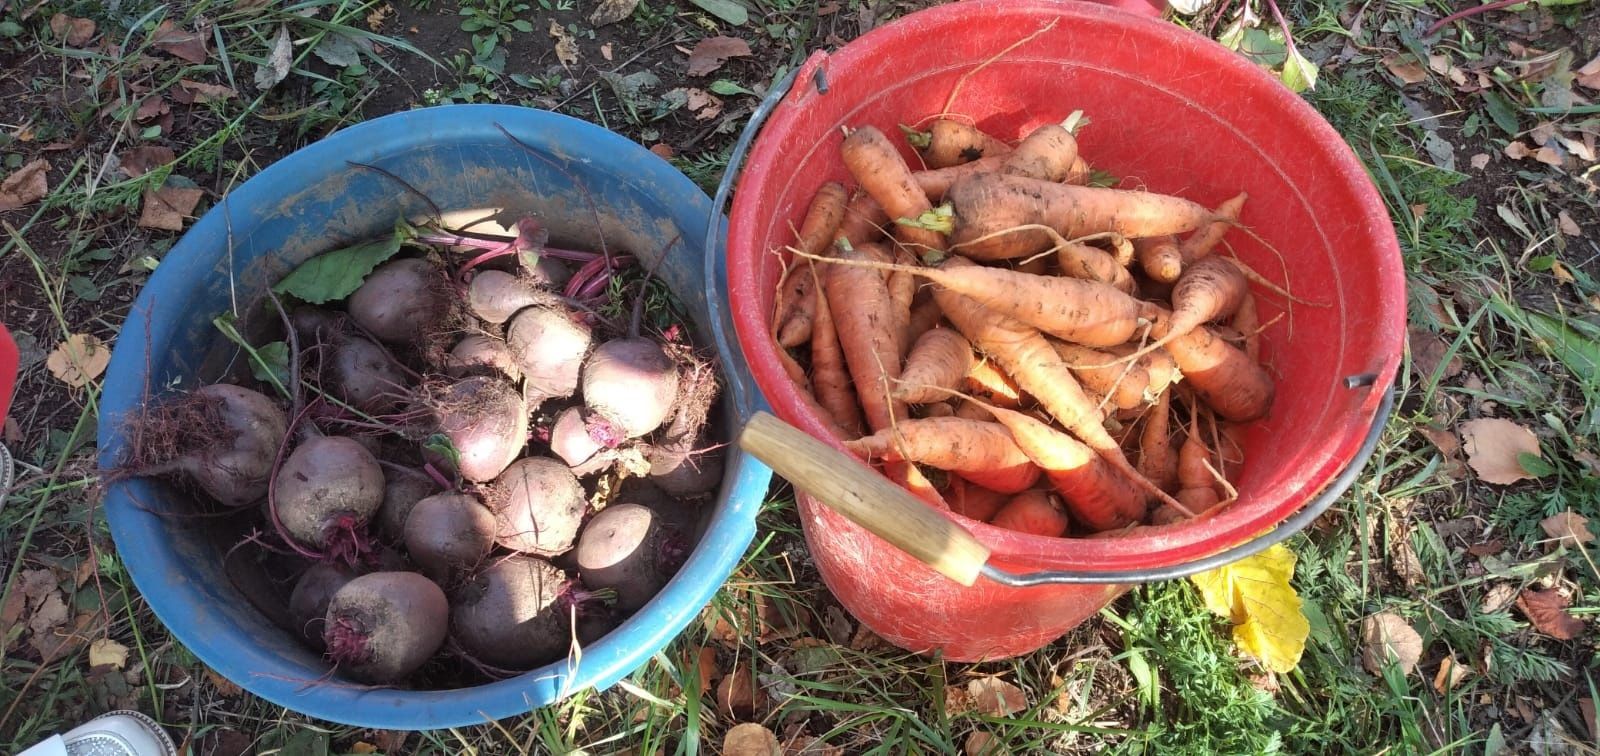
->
<box><xmin>422</xmin><ymin>462</ymin><xmax>453</xmax><ymax>490</ymax></box>
<box><xmin>496</xmin><ymin>123</ymin><xmax>611</xmax><ymax>265</ymax></box>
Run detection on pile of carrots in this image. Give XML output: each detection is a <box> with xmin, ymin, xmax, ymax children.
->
<box><xmin>768</xmin><ymin>116</ymin><xmax>1283</xmax><ymax>538</ymax></box>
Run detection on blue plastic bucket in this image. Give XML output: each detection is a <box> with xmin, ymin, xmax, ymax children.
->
<box><xmin>95</xmin><ymin>104</ymin><xmax>773</xmax><ymax>729</ymax></box>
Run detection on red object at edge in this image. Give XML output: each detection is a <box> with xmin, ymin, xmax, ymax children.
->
<box><xmin>0</xmin><ymin>322</ymin><xmax>17</xmax><ymax>423</ymax></box>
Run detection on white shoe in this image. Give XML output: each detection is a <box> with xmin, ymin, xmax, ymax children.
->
<box><xmin>0</xmin><ymin>441</ymin><xmax>12</xmax><ymax>508</ymax></box>
<box><xmin>16</xmin><ymin>710</ymin><xmax>179</xmax><ymax>756</ymax></box>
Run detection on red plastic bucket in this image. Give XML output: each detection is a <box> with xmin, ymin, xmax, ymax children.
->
<box><xmin>720</xmin><ymin>0</ymin><xmax>1404</xmax><ymax>661</ymax></box>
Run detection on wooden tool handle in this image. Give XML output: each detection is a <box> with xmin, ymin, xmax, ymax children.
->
<box><xmin>737</xmin><ymin>411</ymin><xmax>992</xmax><ymax>587</ymax></box>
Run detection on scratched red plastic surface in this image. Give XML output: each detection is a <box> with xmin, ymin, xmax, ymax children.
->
<box><xmin>726</xmin><ymin>0</ymin><xmax>1404</xmax><ymax>661</ymax></box>
<box><xmin>0</xmin><ymin>322</ymin><xmax>17</xmax><ymax>422</ymax></box>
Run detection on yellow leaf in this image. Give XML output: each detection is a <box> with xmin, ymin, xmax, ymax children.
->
<box><xmin>1189</xmin><ymin>543</ymin><xmax>1309</xmax><ymax>674</ymax></box>
<box><xmin>88</xmin><ymin>638</ymin><xmax>128</xmax><ymax>670</ymax></box>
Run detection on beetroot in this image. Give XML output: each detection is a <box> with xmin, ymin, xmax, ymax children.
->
<box><xmin>274</xmin><ymin>435</ymin><xmax>385</xmax><ymax>559</ymax></box>
<box><xmin>491</xmin><ymin>457</ymin><xmax>586</xmax><ymax>555</ymax></box>
<box><xmin>427</xmin><ymin>376</ymin><xmax>528</xmax><ymax>483</ymax></box>
<box><xmin>347</xmin><ymin>257</ymin><xmax>448</xmax><ymax>345</ymax></box>
<box><xmin>404</xmin><ymin>493</ymin><xmax>496</xmax><ymax>583</ymax></box>
<box><xmin>574</xmin><ymin>503</ymin><xmax>688</xmax><ymax>612</ymax></box>
<box><xmin>644</xmin><ymin>361</ymin><xmax>723</xmax><ymax>497</ymax></box>
<box><xmin>330</xmin><ymin>335</ymin><xmax>406</xmax><ymax>413</ymax></box>
<box><xmin>507</xmin><ymin>305</ymin><xmax>592</xmax><ymax>404</ymax></box>
<box><xmin>467</xmin><ymin>270</ymin><xmax>552</xmax><ymax>325</ymax></box>
<box><xmin>375</xmin><ymin>466</ymin><xmax>438</xmax><ymax>541</ymax></box>
<box><xmin>322</xmin><ymin>571</ymin><xmax>448</xmax><ymax>684</ymax></box>
<box><xmin>547</xmin><ymin>406</ymin><xmax>617</xmax><ymax>477</ymax></box>
<box><xmin>444</xmin><ymin>334</ymin><xmax>521</xmax><ymax>383</ymax></box>
<box><xmin>117</xmin><ymin>383</ymin><xmax>288</xmax><ymax>509</ymax></box>
<box><xmin>451</xmin><ymin>555</ymin><xmax>601</xmax><ymax>669</ymax></box>
<box><xmin>580</xmin><ymin>338</ymin><xmax>680</xmax><ymax>440</ymax></box>
<box><xmin>289</xmin><ymin>562</ymin><xmax>359</xmax><ymax>650</ymax></box>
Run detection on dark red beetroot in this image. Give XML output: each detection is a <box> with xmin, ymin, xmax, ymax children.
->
<box><xmin>467</xmin><ymin>270</ymin><xmax>553</xmax><ymax>325</ymax></box>
<box><xmin>574</xmin><ymin>502</ymin><xmax>690</xmax><ymax>612</ymax></box>
<box><xmin>427</xmin><ymin>375</ymin><xmax>529</xmax><ymax>483</ymax></box>
<box><xmin>506</xmin><ymin>305</ymin><xmax>592</xmax><ymax>405</ymax></box>
<box><xmin>404</xmin><ymin>493</ymin><xmax>496</xmax><ymax>583</ymax></box>
<box><xmin>374</xmin><ymin>466</ymin><xmax>438</xmax><ymax>541</ymax></box>
<box><xmin>644</xmin><ymin>360</ymin><xmax>723</xmax><ymax>497</ymax></box>
<box><xmin>580</xmin><ymin>338</ymin><xmax>680</xmax><ymax>440</ymax></box>
<box><xmin>547</xmin><ymin>406</ymin><xmax>617</xmax><ymax>477</ymax></box>
<box><xmin>322</xmin><ymin>571</ymin><xmax>449</xmax><ymax>684</ymax></box>
<box><xmin>444</xmin><ymin>334</ymin><xmax>521</xmax><ymax>383</ymax></box>
<box><xmin>115</xmin><ymin>383</ymin><xmax>288</xmax><ymax>509</ymax></box>
<box><xmin>274</xmin><ymin>435</ymin><xmax>385</xmax><ymax>561</ymax></box>
<box><xmin>346</xmin><ymin>257</ymin><xmax>449</xmax><ymax>345</ymax></box>
<box><xmin>451</xmin><ymin>555</ymin><xmax>603</xmax><ymax>669</ymax></box>
<box><xmin>289</xmin><ymin>562</ymin><xmax>360</xmax><ymax>650</ymax></box>
<box><xmin>329</xmin><ymin>335</ymin><xmax>407</xmax><ymax>413</ymax></box>
<box><xmin>491</xmin><ymin>457</ymin><xmax>586</xmax><ymax>555</ymax></box>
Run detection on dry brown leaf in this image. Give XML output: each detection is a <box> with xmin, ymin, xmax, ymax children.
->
<box><xmin>0</xmin><ymin>159</ymin><xmax>50</xmax><ymax>210</ymax></box>
<box><xmin>1531</xmin><ymin>122</ymin><xmax>1558</xmax><ymax>147</ymax></box>
<box><xmin>549</xmin><ymin>20</ymin><xmax>579</xmax><ymax>67</ymax></box>
<box><xmin>1420</xmin><ymin>425</ymin><xmax>1461</xmax><ymax>459</ymax></box>
<box><xmin>177</xmin><ymin>79</ymin><xmax>236</xmax><ymax>104</ymax></box>
<box><xmin>1410</xmin><ymin>328</ymin><xmax>1463</xmax><ymax>380</ymax></box>
<box><xmin>968</xmin><ymin>676</ymin><xmax>1028</xmax><ymax>717</ymax></box>
<box><xmin>50</xmin><ymin>13</ymin><xmax>96</xmax><ymax>46</ymax></box>
<box><xmin>1581</xmin><ymin>697</ymin><xmax>1596</xmax><ymax>742</ymax></box>
<box><xmin>780</xmin><ymin>730</ymin><xmax>842</xmax><ymax>756</ymax></box>
<box><xmin>206</xmin><ymin>667</ymin><xmax>242</xmax><ymax>697</ymax></box>
<box><xmin>46</xmin><ymin>334</ymin><xmax>111</xmax><ymax>388</ymax></box>
<box><xmin>1470</xmin><ymin>153</ymin><xmax>1491</xmax><ymax>170</ymax></box>
<box><xmin>1432</xmin><ymin>656</ymin><xmax>1469</xmax><ymax>693</ymax></box>
<box><xmin>138</xmin><ymin>185</ymin><xmax>204</xmax><ymax>231</ymax></box>
<box><xmin>686</xmin><ymin>36</ymin><xmax>752</xmax><ymax>76</ymax></box>
<box><xmin>118</xmin><ymin>145</ymin><xmax>176</xmax><ymax>178</ymax></box>
<box><xmin>1577</xmin><ymin>54</ymin><xmax>1600</xmax><ymax>90</ymax></box>
<box><xmin>1384</xmin><ymin>55</ymin><xmax>1428</xmax><ymax>84</ymax></box>
<box><xmin>600</xmin><ymin>42</ymin><xmax>614</xmax><ymax>61</ymax></box>
<box><xmin>1557</xmin><ymin>211</ymin><xmax>1582</xmax><ymax>237</ymax></box>
<box><xmin>589</xmin><ymin>0</ymin><xmax>640</xmax><ymax>26</ymax></box>
<box><xmin>1459</xmin><ymin>418</ymin><xmax>1542</xmax><ymax>486</ymax></box>
<box><xmin>1360</xmin><ymin>612</ymin><xmax>1423</xmax><ymax>676</ymax></box>
<box><xmin>1540</xmin><ymin>511</ymin><xmax>1595</xmax><ymax>547</ymax></box>
<box><xmin>703</xmin><ymin>592</ymin><xmax>801</xmax><ymax>646</ymax></box>
<box><xmin>964</xmin><ymin>732</ymin><xmax>1008</xmax><ymax>756</ymax></box>
<box><xmin>1506</xmin><ymin>141</ymin><xmax>1534</xmax><ymax>160</ymax></box>
<box><xmin>1516</xmin><ymin>586</ymin><xmax>1585</xmax><ymax>640</ymax></box>
<box><xmin>27</xmin><ymin>591</ymin><xmax>68</xmax><ymax>642</ymax></box>
<box><xmin>686</xmin><ymin>87</ymin><xmax>723</xmax><ymax>120</ymax></box>
<box><xmin>649</xmin><ymin>143</ymin><xmax>676</xmax><ymax>159</ymax></box>
<box><xmin>724</xmin><ymin>723</ymin><xmax>782</xmax><ymax>756</ymax></box>
<box><xmin>945</xmin><ymin>684</ymin><xmax>975</xmax><ymax>715</ymax></box>
<box><xmin>88</xmin><ymin>638</ymin><xmax>129</xmax><ymax>669</ymax></box>
<box><xmin>1465</xmin><ymin>539</ymin><xmax>1503</xmax><ymax>556</ymax></box>
<box><xmin>349</xmin><ymin>744</ymin><xmax>378</xmax><ymax>755</ymax></box>
<box><xmin>1483</xmin><ymin>583</ymin><xmax>1519</xmax><ymax>614</ymax></box>
<box><xmin>1409</xmin><ymin>203</ymin><xmax>1427</xmax><ymax>221</ymax></box>
<box><xmin>1534</xmin><ymin>147</ymin><xmax>1564</xmax><ymax>166</ymax></box>
<box><xmin>1559</xmin><ymin>134</ymin><xmax>1595</xmax><ymax>163</ymax></box>
<box><xmin>1552</xmin><ymin>261</ymin><xmax>1576</xmax><ymax>284</ymax></box>
<box><xmin>717</xmin><ymin>662</ymin><xmax>765</xmax><ymax>719</ymax></box>
<box><xmin>684</xmin><ymin>645</ymin><xmax>719</xmax><ymax>698</ymax></box>
<box><xmin>151</xmin><ymin>20</ymin><xmax>208</xmax><ymax>63</ymax></box>
<box><xmin>372</xmin><ymin>730</ymin><xmax>408</xmax><ymax>753</ymax></box>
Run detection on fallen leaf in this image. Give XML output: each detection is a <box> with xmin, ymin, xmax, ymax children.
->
<box><xmin>205</xmin><ymin>666</ymin><xmax>242</xmax><ymax>697</ymax></box>
<box><xmin>372</xmin><ymin>730</ymin><xmax>408</xmax><ymax>753</ymax></box>
<box><xmin>1540</xmin><ymin>511</ymin><xmax>1595</xmax><ymax>547</ymax></box>
<box><xmin>1531</xmin><ymin>122</ymin><xmax>1558</xmax><ymax>147</ymax></box>
<box><xmin>1581</xmin><ymin>698</ymin><xmax>1596</xmax><ymax>742</ymax></box>
<box><xmin>366</xmin><ymin>3</ymin><xmax>392</xmax><ymax>31</ymax></box>
<box><xmin>686</xmin><ymin>87</ymin><xmax>722</xmax><ymax>120</ymax></box>
<box><xmin>1459</xmin><ymin>418</ymin><xmax>1543</xmax><ymax>485</ymax></box>
<box><xmin>549</xmin><ymin>20</ymin><xmax>579</xmax><ymax>67</ymax></box>
<box><xmin>1360</xmin><ymin>612</ymin><xmax>1423</xmax><ymax>676</ymax></box>
<box><xmin>1506</xmin><ymin>141</ymin><xmax>1533</xmax><ymax>160</ymax></box>
<box><xmin>649</xmin><ymin>143</ymin><xmax>676</xmax><ymax>159</ymax></box>
<box><xmin>349</xmin><ymin>743</ymin><xmax>378</xmax><ymax>754</ymax></box>
<box><xmin>1189</xmin><ymin>543</ymin><xmax>1310</xmax><ymax>674</ymax></box>
<box><xmin>1577</xmin><ymin>54</ymin><xmax>1600</xmax><ymax>90</ymax></box>
<box><xmin>683</xmin><ymin>645</ymin><xmax>719</xmax><ymax>698</ymax></box>
<box><xmin>1249</xmin><ymin>672</ymin><xmax>1281</xmax><ymax>693</ymax></box>
<box><xmin>1471</xmin><ymin>153</ymin><xmax>1491</xmax><ymax>170</ymax></box>
<box><xmin>944</xmin><ymin>684</ymin><xmax>975</xmax><ymax>715</ymax></box>
<box><xmin>134</xmin><ymin>96</ymin><xmax>169</xmax><ymax>123</ymax></box>
<box><xmin>254</xmin><ymin>25</ymin><xmax>293</xmax><ymax>90</ymax></box>
<box><xmin>150</xmin><ymin>20</ymin><xmax>208</xmax><ymax>63</ymax></box>
<box><xmin>174</xmin><ymin>79</ymin><xmax>236</xmax><ymax>105</ymax></box>
<box><xmin>1557</xmin><ymin>211</ymin><xmax>1582</xmax><ymax>237</ymax></box>
<box><xmin>964</xmin><ymin>731</ymin><xmax>1007</xmax><ymax>756</ymax></box>
<box><xmin>4</xmin><ymin>417</ymin><xmax>23</xmax><ymax>444</ymax></box>
<box><xmin>1559</xmin><ymin>134</ymin><xmax>1595</xmax><ymax>163</ymax></box>
<box><xmin>849</xmin><ymin>623</ymin><xmax>890</xmax><ymax>652</ymax></box>
<box><xmin>1552</xmin><ymin>261</ymin><xmax>1575</xmax><ymax>284</ymax></box>
<box><xmin>968</xmin><ymin>676</ymin><xmax>1028</xmax><ymax>717</ymax></box>
<box><xmin>118</xmin><ymin>145</ymin><xmax>176</xmax><ymax>178</ymax></box>
<box><xmin>0</xmin><ymin>159</ymin><xmax>51</xmax><ymax>210</ymax></box>
<box><xmin>686</xmin><ymin>36</ymin><xmax>752</xmax><ymax>76</ymax></box>
<box><xmin>46</xmin><ymin>334</ymin><xmax>111</xmax><ymax>388</ymax></box>
<box><xmin>723</xmin><ymin>723</ymin><xmax>781</xmax><ymax>756</ymax></box>
<box><xmin>1433</xmin><ymin>656</ymin><xmax>1469</xmax><ymax>693</ymax></box>
<box><xmin>1516</xmin><ymin>586</ymin><xmax>1585</xmax><ymax>639</ymax></box>
<box><xmin>1534</xmin><ymin>146</ymin><xmax>1564</xmax><ymax>167</ymax></box>
<box><xmin>89</xmin><ymin>638</ymin><xmax>128</xmax><ymax>669</ymax></box>
<box><xmin>1410</xmin><ymin>328</ymin><xmax>1463</xmax><ymax>380</ymax></box>
<box><xmin>137</xmin><ymin>186</ymin><xmax>204</xmax><ymax>231</ymax></box>
<box><xmin>27</xmin><ymin>591</ymin><xmax>68</xmax><ymax>641</ymax></box>
<box><xmin>600</xmin><ymin>42</ymin><xmax>614</xmax><ymax>61</ymax></box>
<box><xmin>20</xmin><ymin>570</ymin><xmax>55</xmax><ymax>603</ymax></box>
<box><xmin>716</xmin><ymin>662</ymin><xmax>763</xmax><ymax>719</ymax></box>
<box><xmin>1383</xmin><ymin>55</ymin><xmax>1428</xmax><ymax>84</ymax></box>
<box><xmin>1483</xmin><ymin>583</ymin><xmax>1519</xmax><ymax>614</ymax></box>
<box><xmin>50</xmin><ymin>13</ymin><xmax>96</xmax><ymax>46</ymax></box>
<box><xmin>781</xmin><ymin>729</ymin><xmax>842</xmax><ymax>756</ymax></box>
<box><xmin>1420</xmin><ymin>425</ymin><xmax>1461</xmax><ymax>457</ymax></box>
<box><xmin>1466</xmin><ymin>539</ymin><xmax>1504</xmax><ymax>556</ymax></box>
<box><xmin>589</xmin><ymin>0</ymin><xmax>640</xmax><ymax>26</ymax></box>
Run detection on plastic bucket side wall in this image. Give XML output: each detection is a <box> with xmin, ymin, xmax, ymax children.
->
<box><xmin>96</xmin><ymin>105</ymin><xmax>771</xmax><ymax>729</ymax></box>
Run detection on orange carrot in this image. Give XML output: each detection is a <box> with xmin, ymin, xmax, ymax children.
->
<box><xmin>844</xmin><ymin>417</ymin><xmax>1042</xmax><ymax>494</ymax></box>
<box><xmin>834</xmin><ymin>190</ymin><xmax>889</xmax><ymax>250</ymax></box>
<box><xmin>1001</xmin><ymin>124</ymin><xmax>1079</xmax><ymax>183</ymax></box>
<box><xmin>822</xmin><ymin>241</ymin><xmax>905</xmax><ymax>436</ymax></box>
<box><xmin>1050</xmin><ymin>341</ymin><xmax>1150</xmax><ymax>411</ymax></box>
<box><xmin>905</xmin><ymin>290</ymin><xmax>944</xmax><ymax>350</ymax></box>
<box><xmin>919</xmin><ymin>401</ymin><xmax>956</xmax><ymax>418</ymax></box>
<box><xmin>914</xmin><ymin>156</ymin><xmax>1005</xmax><ymax>201</ymax></box>
<box><xmin>990</xmin><ymin>490</ymin><xmax>1071</xmax><ymax>537</ymax></box>
<box><xmin>775</xmin><ymin>181</ymin><xmax>850</xmax><ymax>348</ymax></box>
<box><xmin>1232</xmin><ymin>291</ymin><xmax>1260</xmax><ymax>362</ymax></box>
<box><xmin>1056</xmin><ymin>240</ymin><xmax>1136</xmax><ymax>294</ymax></box>
<box><xmin>944</xmin><ymin>172</ymin><xmax>1215</xmax><ymax>261</ymax></box>
<box><xmin>841</xmin><ymin>125</ymin><xmax>945</xmax><ymax>260</ymax></box>
<box><xmin>888</xmin><ymin>247</ymin><xmax>918</xmax><ymax>357</ymax></box>
<box><xmin>1177</xmin><ymin>407</ymin><xmax>1212</xmax><ymax>493</ymax></box>
<box><xmin>1014</xmin><ymin>253</ymin><xmax>1052</xmax><ymax>277</ymax></box>
<box><xmin>916</xmin><ymin>118</ymin><xmax>1011</xmax><ymax>168</ymax></box>
<box><xmin>1179</xmin><ymin>191</ymin><xmax>1248</xmax><ymax>261</ymax></box>
<box><xmin>1120</xmin><ymin>255</ymin><xmax>1250</xmax><ymax>364</ymax></box>
<box><xmin>964</xmin><ymin>359</ymin><xmax>1023</xmax><ymax>409</ymax></box>
<box><xmin>809</xmin><ymin>264</ymin><xmax>865</xmax><ymax>437</ymax></box>
<box><xmin>775</xmin><ymin>337</ymin><xmax>810</xmax><ymax>392</ymax></box>
<box><xmin>1138</xmin><ymin>391</ymin><xmax>1178</xmax><ymax>494</ymax></box>
<box><xmin>1166</xmin><ymin>322</ymin><xmax>1273</xmax><ymax>422</ymax></box>
<box><xmin>947</xmin><ymin>477</ymin><xmax>1009</xmax><ymax>522</ymax></box>
<box><xmin>1133</xmin><ymin>234</ymin><xmax>1183</xmax><ymax>284</ymax></box>
<box><xmin>896</xmin><ymin>328</ymin><xmax>975</xmax><ymax>404</ymax></box>
<box><xmin>1064</xmin><ymin>156</ymin><xmax>1092</xmax><ymax>186</ymax></box>
<box><xmin>1176</xmin><ymin>486</ymin><xmax>1222</xmax><ymax>516</ymax></box>
<box><xmin>954</xmin><ymin>399</ymin><xmax>993</xmax><ymax>422</ymax></box>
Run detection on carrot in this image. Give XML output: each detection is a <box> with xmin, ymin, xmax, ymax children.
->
<box><xmin>1156</xmin><ymin>317</ymin><xmax>1273</xmax><ymax>422</ymax></box>
<box><xmin>1118</xmin><ymin>255</ymin><xmax>1249</xmax><ymax>364</ymax></box>
<box><xmin>1013</xmin><ymin>253</ymin><xmax>1051</xmax><ymax>277</ymax></box>
<box><xmin>1001</xmin><ymin>124</ymin><xmax>1079</xmax><ymax>183</ymax></box>
<box><xmin>1132</xmin><ymin>234</ymin><xmax>1183</xmax><ymax>284</ymax></box>
<box><xmin>775</xmin><ymin>337</ymin><xmax>810</xmax><ymax>392</ymax></box>
<box><xmin>841</xmin><ymin>125</ymin><xmax>946</xmax><ymax>261</ymax></box>
<box><xmin>943</xmin><ymin>172</ymin><xmax>1215</xmax><ymax>261</ymax></box>
<box><xmin>964</xmin><ymin>359</ymin><xmax>1023</xmax><ymax>409</ymax></box>
<box><xmin>914</xmin><ymin>156</ymin><xmax>1005</xmax><ymax>201</ymax></box>
<box><xmin>774</xmin><ymin>181</ymin><xmax>850</xmax><ymax>348</ymax></box>
<box><xmin>919</xmin><ymin>401</ymin><xmax>955</xmax><ymax>418</ymax></box>
<box><xmin>954</xmin><ymin>399</ymin><xmax>992</xmax><ymax>422</ymax></box>
<box><xmin>904</xmin><ymin>290</ymin><xmax>944</xmax><ymax>349</ymax></box>
<box><xmin>834</xmin><ymin>190</ymin><xmax>889</xmax><ymax>250</ymax></box>
<box><xmin>899</xmin><ymin>463</ymin><xmax>949</xmax><ymax>510</ymax></box>
<box><xmin>1064</xmin><ymin>156</ymin><xmax>1092</xmax><ymax>186</ymax></box>
<box><xmin>794</xmin><ymin>252</ymin><xmax>1152</xmax><ymax>348</ymax></box>
<box><xmin>1056</xmin><ymin>239</ymin><xmax>1137</xmax><ymax>294</ymax></box>
<box><xmin>888</xmin><ymin>247</ymin><xmax>918</xmax><ymax>357</ymax></box>
<box><xmin>1050</xmin><ymin>341</ymin><xmax>1150</xmax><ymax>411</ymax></box>
<box><xmin>990</xmin><ymin>490</ymin><xmax>1071</xmax><ymax>537</ymax></box>
<box><xmin>1177</xmin><ymin>409</ymin><xmax>1211</xmax><ymax>493</ymax></box>
<box><xmin>895</xmin><ymin>328</ymin><xmax>975</xmax><ymax>404</ymax></box>
<box><xmin>844</xmin><ymin>417</ymin><xmax>1042</xmax><ymax>494</ymax></box>
<box><xmin>809</xmin><ymin>264</ymin><xmax>865</xmax><ymax>437</ymax></box>
<box><xmin>915</xmin><ymin>118</ymin><xmax>1011</xmax><ymax>168</ymax></box>
<box><xmin>1176</xmin><ymin>486</ymin><xmax>1222</xmax><ymax>516</ymax></box>
<box><xmin>1137</xmin><ymin>391</ymin><xmax>1178</xmax><ymax>494</ymax></box>
<box><xmin>946</xmin><ymin>477</ymin><xmax>1009</xmax><ymax>522</ymax></box>
<box><xmin>1232</xmin><ymin>291</ymin><xmax>1260</xmax><ymax>362</ymax></box>
<box><xmin>822</xmin><ymin>241</ymin><xmax>906</xmax><ymax>436</ymax></box>
<box><xmin>1179</xmin><ymin>191</ymin><xmax>1248</xmax><ymax>261</ymax></box>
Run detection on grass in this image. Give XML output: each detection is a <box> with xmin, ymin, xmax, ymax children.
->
<box><xmin>3</xmin><ymin>0</ymin><xmax>1600</xmax><ymax>752</ymax></box>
